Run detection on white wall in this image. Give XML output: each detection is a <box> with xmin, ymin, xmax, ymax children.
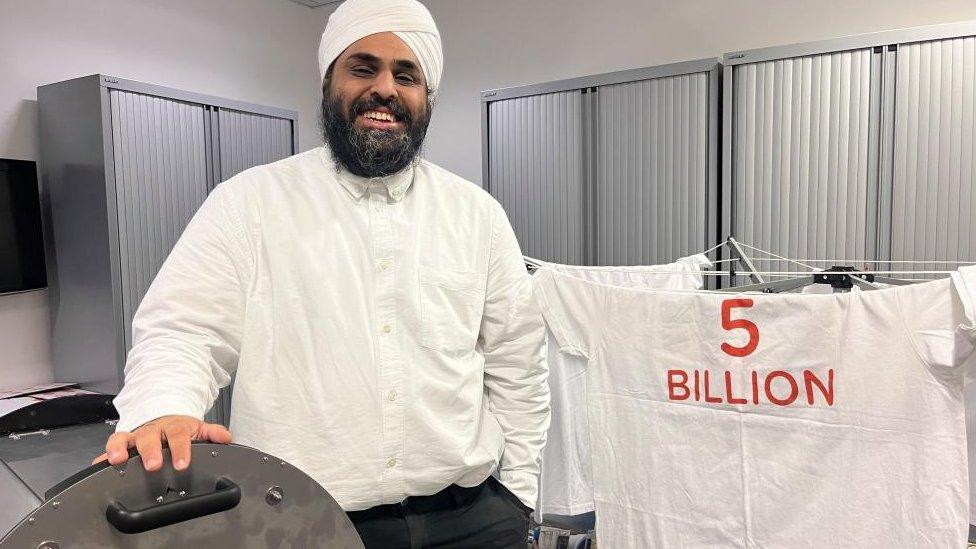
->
<box><xmin>421</xmin><ymin>0</ymin><xmax>976</xmax><ymax>184</ymax></box>
<box><xmin>0</xmin><ymin>0</ymin><xmax>330</xmax><ymax>390</ymax></box>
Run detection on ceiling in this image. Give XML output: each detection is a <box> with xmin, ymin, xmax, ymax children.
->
<box><xmin>286</xmin><ymin>0</ymin><xmax>341</xmax><ymax>7</ymax></box>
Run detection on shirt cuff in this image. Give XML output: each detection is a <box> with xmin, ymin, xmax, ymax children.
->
<box><xmin>113</xmin><ymin>397</ymin><xmax>205</xmax><ymax>432</ymax></box>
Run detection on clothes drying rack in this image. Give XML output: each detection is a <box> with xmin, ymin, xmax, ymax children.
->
<box><xmin>523</xmin><ymin>236</ymin><xmax>971</xmax><ymax>294</ymax></box>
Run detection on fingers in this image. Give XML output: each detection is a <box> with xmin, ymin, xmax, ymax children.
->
<box><xmin>134</xmin><ymin>424</ymin><xmax>164</xmax><ymax>472</ymax></box>
<box><xmin>164</xmin><ymin>423</ymin><xmax>192</xmax><ymax>471</ymax></box>
<box><xmin>199</xmin><ymin>422</ymin><xmax>233</xmax><ymax>444</ymax></box>
<box><xmin>105</xmin><ymin>431</ymin><xmax>134</xmax><ymax>465</ymax></box>
<box><xmin>100</xmin><ymin>417</ymin><xmax>233</xmax><ymax>474</ymax></box>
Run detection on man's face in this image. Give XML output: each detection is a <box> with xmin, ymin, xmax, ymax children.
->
<box><xmin>320</xmin><ymin>32</ymin><xmax>432</xmax><ymax>178</ymax></box>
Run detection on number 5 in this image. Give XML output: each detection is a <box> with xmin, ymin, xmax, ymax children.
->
<box><xmin>721</xmin><ymin>299</ymin><xmax>759</xmax><ymax>357</ymax></box>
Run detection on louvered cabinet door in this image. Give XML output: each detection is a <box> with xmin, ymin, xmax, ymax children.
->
<box><xmin>217</xmin><ymin>108</ymin><xmax>295</xmax><ymax>182</ymax></box>
<box><xmin>889</xmin><ymin>36</ymin><xmax>976</xmax><ymax>275</ymax></box>
<box><xmin>596</xmin><ymin>72</ymin><xmax>711</xmax><ymax>266</ymax></box>
<box><xmin>109</xmin><ymin>89</ymin><xmax>210</xmax><ymax>351</ymax></box>
<box><xmin>487</xmin><ymin>91</ymin><xmax>585</xmax><ymax>264</ymax></box>
<box><xmin>730</xmin><ymin>49</ymin><xmax>880</xmax><ymax>271</ymax></box>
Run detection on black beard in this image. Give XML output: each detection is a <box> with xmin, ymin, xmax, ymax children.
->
<box><xmin>320</xmin><ymin>90</ymin><xmax>431</xmax><ymax>178</ymax></box>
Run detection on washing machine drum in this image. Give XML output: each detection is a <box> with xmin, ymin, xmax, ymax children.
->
<box><xmin>0</xmin><ymin>442</ymin><xmax>364</xmax><ymax>548</ymax></box>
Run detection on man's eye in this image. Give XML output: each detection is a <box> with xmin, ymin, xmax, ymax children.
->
<box><xmin>396</xmin><ymin>74</ymin><xmax>417</xmax><ymax>84</ymax></box>
<box><xmin>351</xmin><ymin>67</ymin><xmax>374</xmax><ymax>76</ymax></box>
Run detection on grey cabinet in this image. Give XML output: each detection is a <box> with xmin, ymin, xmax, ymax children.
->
<box><xmin>482</xmin><ymin>60</ymin><xmax>719</xmax><ymax>267</ymax></box>
<box><xmin>38</xmin><ymin>75</ymin><xmax>298</xmax><ymax>423</ymax></box>
<box><xmin>723</xmin><ymin>21</ymin><xmax>976</xmax><ymax>282</ymax></box>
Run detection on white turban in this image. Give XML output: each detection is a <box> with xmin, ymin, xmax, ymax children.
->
<box><xmin>318</xmin><ymin>0</ymin><xmax>443</xmax><ymax>93</ymax></box>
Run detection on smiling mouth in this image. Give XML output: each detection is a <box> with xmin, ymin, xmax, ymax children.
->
<box><xmin>361</xmin><ymin>110</ymin><xmax>398</xmax><ymax>122</ymax></box>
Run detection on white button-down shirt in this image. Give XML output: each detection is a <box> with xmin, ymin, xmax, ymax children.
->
<box><xmin>113</xmin><ymin>147</ymin><xmax>549</xmax><ymax>511</ymax></box>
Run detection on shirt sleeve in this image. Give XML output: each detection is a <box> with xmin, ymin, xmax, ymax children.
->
<box><xmin>532</xmin><ymin>267</ymin><xmax>611</xmax><ymax>360</ymax></box>
<box><xmin>112</xmin><ymin>182</ymin><xmax>252</xmax><ymax>432</ymax></box>
<box><xmin>479</xmin><ymin>201</ymin><xmax>549</xmax><ymax>510</ymax></box>
<box><xmin>899</xmin><ymin>266</ymin><xmax>976</xmax><ymax>380</ymax></box>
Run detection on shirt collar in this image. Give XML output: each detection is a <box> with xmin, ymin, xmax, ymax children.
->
<box><xmin>320</xmin><ymin>147</ymin><xmax>416</xmax><ymax>203</ymax></box>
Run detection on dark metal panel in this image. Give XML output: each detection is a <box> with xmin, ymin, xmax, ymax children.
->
<box><xmin>0</xmin><ymin>458</ymin><xmax>41</xmax><ymax>538</ymax></box>
<box><xmin>722</xmin><ymin>64</ymin><xmax>734</xmax><ymax>255</ymax></box>
<box><xmin>37</xmin><ymin>75</ymin><xmax>121</xmax><ymax>394</ymax></box>
<box><xmin>877</xmin><ymin>46</ymin><xmax>899</xmax><ymax>265</ymax></box>
<box><xmin>707</xmin><ymin>64</ymin><xmax>720</xmax><ymax>253</ymax></box>
<box><xmin>480</xmin><ymin>102</ymin><xmax>490</xmax><ymax>188</ymax></box>
<box><xmin>580</xmin><ymin>89</ymin><xmax>599</xmax><ymax>265</ymax></box>
<box><xmin>0</xmin><ymin>438</ymin><xmax>364</xmax><ymax>547</ymax></box>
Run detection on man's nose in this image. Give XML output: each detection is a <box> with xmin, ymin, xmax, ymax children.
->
<box><xmin>369</xmin><ymin>70</ymin><xmax>398</xmax><ymax>101</ymax></box>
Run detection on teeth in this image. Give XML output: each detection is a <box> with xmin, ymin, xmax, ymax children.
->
<box><xmin>364</xmin><ymin>111</ymin><xmax>394</xmax><ymax>122</ymax></box>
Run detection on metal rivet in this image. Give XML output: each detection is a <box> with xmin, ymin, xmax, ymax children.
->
<box><xmin>262</xmin><ymin>456</ymin><xmax>269</xmax><ymax>463</ymax></box>
<box><xmin>118</xmin><ymin>468</ymin><xmax>126</xmax><ymax>476</ymax></box>
<box><xmin>155</xmin><ymin>496</ymin><xmax>164</xmax><ymax>504</ymax></box>
<box><xmin>178</xmin><ymin>490</ymin><xmax>187</xmax><ymax>498</ymax></box>
<box><xmin>28</xmin><ymin>517</ymin><xmax>35</xmax><ymax>525</ymax></box>
<box><xmin>211</xmin><ymin>451</ymin><xmax>218</xmax><ymax>458</ymax></box>
<box><xmin>266</xmin><ymin>486</ymin><xmax>283</xmax><ymax>506</ymax></box>
<box><xmin>279</xmin><ymin>461</ymin><xmax>285</xmax><ymax>467</ymax></box>
<box><xmin>51</xmin><ymin>501</ymin><xmax>59</xmax><ymax>510</ymax></box>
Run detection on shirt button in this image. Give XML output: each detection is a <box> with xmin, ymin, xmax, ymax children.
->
<box><xmin>387</xmin><ymin>458</ymin><xmax>397</xmax><ymax>468</ymax></box>
<box><xmin>379</xmin><ymin>260</ymin><xmax>391</xmax><ymax>271</ymax></box>
<box><xmin>387</xmin><ymin>391</ymin><xmax>397</xmax><ymax>401</ymax></box>
<box><xmin>382</xmin><ymin>324</ymin><xmax>392</xmax><ymax>334</ymax></box>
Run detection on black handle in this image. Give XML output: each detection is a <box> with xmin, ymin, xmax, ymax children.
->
<box><xmin>105</xmin><ymin>477</ymin><xmax>241</xmax><ymax>534</ymax></box>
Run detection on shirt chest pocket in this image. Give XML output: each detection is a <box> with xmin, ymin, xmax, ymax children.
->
<box><xmin>419</xmin><ymin>267</ymin><xmax>487</xmax><ymax>355</ymax></box>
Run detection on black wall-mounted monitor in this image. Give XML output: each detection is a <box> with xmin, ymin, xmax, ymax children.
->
<box><xmin>0</xmin><ymin>159</ymin><xmax>47</xmax><ymax>294</ymax></box>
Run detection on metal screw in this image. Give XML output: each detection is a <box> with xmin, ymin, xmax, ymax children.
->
<box><xmin>265</xmin><ymin>486</ymin><xmax>283</xmax><ymax>506</ymax></box>
<box><xmin>155</xmin><ymin>496</ymin><xmax>164</xmax><ymax>504</ymax></box>
<box><xmin>178</xmin><ymin>490</ymin><xmax>187</xmax><ymax>498</ymax></box>
<box><xmin>118</xmin><ymin>468</ymin><xmax>126</xmax><ymax>477</ymax></box>
<box><xmin>262</xmin><ymin>456</ymin><xmax>269</xmax><ymax>463</ymax></box>
<box><xmin>211</xmin><ymin>451</ymin><xmax>218</xmax><ymax>458</ymax></box>
<box><xmin>51</xmin><ymin>501</ymin><xmax>60</xmax><ymax>510</ymax></box>
<box><xmin>28</xmin><ymin>517</ymin><xmax>35</xmax><ymax>525</ymax></box>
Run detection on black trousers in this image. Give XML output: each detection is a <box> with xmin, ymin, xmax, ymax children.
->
<box><xmin>347</xmin><ymin>476</ymin><xmax>531</xmax><ymax>549</ymax></box>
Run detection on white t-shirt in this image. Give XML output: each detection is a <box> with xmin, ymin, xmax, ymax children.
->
<box><xmin>537</xmin><ymin>255</ymin><xmax>711</xmax><ymax>517</ymax></box>
<box><xmin>533</xmin><ymin>266</ymin><xmax>976</xmax><ymax>548</ymax></box>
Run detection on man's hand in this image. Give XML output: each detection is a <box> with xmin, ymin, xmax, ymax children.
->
<box><xmin>92</xmin><ymin>415</ymin><xmax>232</xmax><ymax>472</ymax></box>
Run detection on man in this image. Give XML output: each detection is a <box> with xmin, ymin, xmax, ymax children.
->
<box><xmin>96</xmin><ymin>0</ymin><xmax>549</xmax><ymax>546</ymax></box>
